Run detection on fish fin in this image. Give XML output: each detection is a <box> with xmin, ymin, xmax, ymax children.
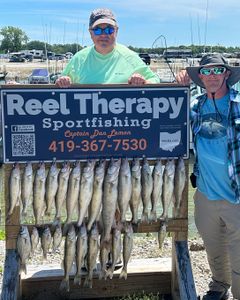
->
<box><xmin>119</xmin><ymin>267</ymin><xmax>127</xmax><ymax>280</ymax></box>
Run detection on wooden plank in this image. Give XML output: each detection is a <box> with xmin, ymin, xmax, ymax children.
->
<box><xmin>1</xmin><ymin>249</ymin><xmax>20</xmax><ymax>300</ymax></box>
<box><xmin>5</xmin><ymin>218</ymin><xmax>188</xmax><ymax>250</ymax></box>
<box><xmin>21</xmin><ymin>258</ymin><xmax>172</xmax><ymax>299</ymax></box>
<box><xmin>22</xmin><ymin>271</ymin><xmax>171</xmax><ymax>299</ymax></box>
<box><xmin>174</xmin><ymin>241</ymin><xmax>198</xmax><ymax>300</ymax></box>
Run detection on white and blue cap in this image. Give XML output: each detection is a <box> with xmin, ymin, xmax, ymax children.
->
<box><xmin>89</xmin><ymin>8</ymin><xmax>117</xmax><ymax>28</ymax></box>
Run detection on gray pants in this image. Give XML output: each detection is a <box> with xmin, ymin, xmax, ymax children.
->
<box><xmin>194</xmin><ymin>190</ymin><xmax>240</xmax><ymax>299</ymax></box>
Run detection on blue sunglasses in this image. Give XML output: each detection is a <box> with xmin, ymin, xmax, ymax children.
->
<box><xmin>91</xmin><ymin>26</ymin><xmax>115</xmax><ymax>36</ymax></box>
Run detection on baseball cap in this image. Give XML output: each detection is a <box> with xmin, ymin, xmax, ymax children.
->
<box><xmin>89</xmin><ymin>8</ymin><xmax>117</xmax><ymax>28</ymax></box>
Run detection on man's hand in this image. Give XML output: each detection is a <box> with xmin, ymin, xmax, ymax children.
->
<box><xmin>128</xmin><ymin>73</ymin><xmax>146</xmax><ymax>85</ymax></box>
<box><xmin>55</xmin><ymin>76</ymin><xmax>72</xmax><ymax>88</ymax></box>
<box><xmin>175</xmin><ymin>69</ymin><xmax>191</xmax><ymax>85</ymax></box>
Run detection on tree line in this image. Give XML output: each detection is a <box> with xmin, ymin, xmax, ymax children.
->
<box><xmin>1</xmin><ymin>25</ymin><xmax>240</xmax><ymax>56</ymax></box>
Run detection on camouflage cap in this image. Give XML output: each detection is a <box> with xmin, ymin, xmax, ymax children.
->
<box><xmin>89</xmin><ymin>8</ymin><xmax>117</xmax><ymax>28</ymax></box>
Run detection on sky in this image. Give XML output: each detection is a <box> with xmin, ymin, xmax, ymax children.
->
<box><xmin>0</xmin><ymin>0</ymin><xmax>240</xmax><ymax>49</ymax></box>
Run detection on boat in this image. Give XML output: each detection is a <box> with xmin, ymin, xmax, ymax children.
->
<box><xmin>28</xmin><ymin>68</ymin><xmax>50</xmax><ymax>84</ymax></box>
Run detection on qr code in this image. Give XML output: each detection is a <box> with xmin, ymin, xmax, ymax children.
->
<box><xmin>12</xmin><ymin>133</ymin><xmax>36</xmax><ymax>156</ymax></box>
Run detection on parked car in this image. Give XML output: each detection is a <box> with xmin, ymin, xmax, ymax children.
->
<box><xmin>54</xmin><ymin>54</ymin><xmax>65</xmax><ymax>60</ymax></box>
<box><xmin>138</xmin><ymin>53</ymin><xmax>151</xmax><ymax>65</ymax></box>
<box><xmin>9</xmin><ymin>55</ymin><xmax>25</xmax><ymax>62</ymax></box>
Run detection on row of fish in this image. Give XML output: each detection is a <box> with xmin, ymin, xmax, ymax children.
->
<box><xmin>8</xmin><ymin>157</ymin><xmax>186</xmax><ymax>228</ymax></box>
<box><xmin>17</xmin><ymin>222</ymin><xmax>134</xmax><ymax>291</ymax></box>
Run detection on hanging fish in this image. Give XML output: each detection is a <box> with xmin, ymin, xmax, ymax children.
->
<box><xmin>7</xmin><ymin>163</ymin><xmax>21</xmax><ymax>219</ymax></box>
<box><xmin>77</xmin><ymin>160</ymin><xmax>95</xmax><ymax>227</ymax></box>
<box><xmin>129</xmin><ymin>158</ymin><xmax>141</xmax><ymax>224</ymax></box>
<box><xmin>141</xmin><ymin>157</ymin><xmax>153</xmax><ymax>222</ymax></box>
<box><xmin>119</xmin><ymin>223</ymin><xmax>133</xmax><ymax>280</ymax></box>
<box><xmin>74</xmin><ymin>223</ymin><xmax>88</xmax><ymax>286</ymax></box>
<box><xmin>174</xmin><ymin>157</ymin><xmax>186</xmax><ymax>218</ymax></box>
<box><xmin>33</xmin><ymin>162</ymin><xmax>46</xmax><ymax>225</ymax></box>
<box><xmin>150</xmin><ymin>159</ymin><xmax>164</xmax><ymax>222</ymax></box>
<box><xmin>160</xmin><ymin>160</ymin><xmax>175</xmax><ymax>220</ymax></box>
<box><xmin>118</xmin><ymin>158</ymin><xmax>132</xmax><ymax>223</ymax></box>
<box><xmin>54</xmin><ymin>161</ymin><xmax>71</xmax><ymax>223</ymax></box>
<box><xmin>84</xmin><ymin>223</ymin><xmax>99</xmax><ymax>288</ymax></box>
<box><xmin>60</xmin><ymin>224</ymin><xmax>76</xmax><ymax>292</ymax></box>
<box><xmin>52</xmin><ymin>223</ymin><xmax>63</xmax><ymax>253</ymax></box>
<box><xmin>30</xmin><ymin>226</ymin><xmax>39</xmax><ymax>255</ymax></box>
<box><xmin>21</xmin><ymin>162</ymin><xmax>33</xmax><ymax>218</ymax></box>
<box><xmin>101</xmin><ymin>158</ymin><xmax>121</xmax><ymax>245</ymax></box>
<box><xmin>17</xmin><ymin>225</ymin><xmax>31</xmax><ymax>274</ymax></box>
<box><xmin>41</xmin><ymin>226</ymin><xmax>52</xmax><ymax>260</ymax></box>
<box><xmin>63</xmin><ymin>161</ymin><xmax>81</xmax><ymax>234</ymax></box>
<box><xmin>45</xmin><ymin>160</ymin><xmax>59</xmax><ymax>216</ymax></box>
<box><xmin>87</xmin><ymin>159</ymin><xmax>105</xmax><ymax>232</ymax></box>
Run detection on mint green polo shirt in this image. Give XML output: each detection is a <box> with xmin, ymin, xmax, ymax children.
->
<box><xmin>61</xmin><ymin>43</ymin><xmax>159</xmax><ymax>84</ymax></box>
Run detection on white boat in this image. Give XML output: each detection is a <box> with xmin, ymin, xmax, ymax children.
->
<box><xmin>28</xmin><ymin>68</ymin><xmax>50</xmax><ymax>84</ymax></box>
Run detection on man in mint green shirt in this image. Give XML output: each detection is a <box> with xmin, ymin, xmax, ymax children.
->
<box><xmin>56</xmin><ymin>8</ymin><xmax>159</xmax><ymax>87</ymax></box>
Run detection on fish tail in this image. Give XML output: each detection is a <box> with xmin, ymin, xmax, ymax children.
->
<box><xmin>62</xmin><ymin>222</ymin><xmax>70</xmax><ymax>236</ymax></box>
<box><xmin>73</xmin><ymin>274</ymin><xmax>81</xmax><ymax>286</ymax></box>
<box><xmin>19</xmin><ymin>263</ymin><xmax>27</xmax><ymax>275</ymax></box>
<box><xmin>59</xmin><ymin>277</ymin><xmax>70</xmax><ymax>292</ymax></box>
<box><xmin>141</xmin><ymin>212</ymin><xmax>149</xmax><ymax>223</ymax></box>
<box><xmin>150</xmin><ymin>211</ymin><xmax>157</xmax><ymax>222</ymax></box>
<box><xmin>119</xmin><ymin>267</ymin><xmax>127</xmax><ymax>280</ymax></box>
<box><xmin>83</xmin><ymin>276</ymin><xmax>92</xmax><ymax>288</ymax></box>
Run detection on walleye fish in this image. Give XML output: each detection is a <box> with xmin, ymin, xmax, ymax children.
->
<box><xmin>107</xmin><ymin>227</ymin><xmax>122</xmax><ymax>279</ymax></box>
<box><xmin>77</xmin><ymin>160</ymin><xmax>95</xmax><ymax>227</ymax></box>
<box><xmin>84</xmin><ymin>223</ymin><xmax>99</xmax><ymax>288</ymax></box>
<box><xmin>161</xmin><ymin>160</ymin><xmax>175</xmax><ymax>220</ymax></box>
<box><xmin>30</xmin><ymin>226</ymin><xmax>39</xmax><ymax>255</ymax></box>
<box><xmin>17</xmin><ymin>225</ymin><xmax>31</xmax><ymax>274</ymax></box>
<box><xmin>74</xmin><ymin>223</ymin><xmax>88</xmax><ymax>286</ymax></box>
<box><xmin>63</xmin><ymin>161</ymin><xmax>81</xmax><ymax>234</ymax></box>
<box><xmin>141</xmin><ymin>158</ymin><xmax>153</xmax><ymax>222</ymax></box>
<box><xmin>101</xmin><ymin>158</ymin><xmax>121</xmax><ymax>244</ymax></box>
<box><xmin>54</xmin><ymin>162</ymin><xmax>71</xmax><ymax>223</ymax></box>
<box><xmin>87</xmin><ymin>160</ymin><xmax>106</xmax><ymax>232</ymax></box>
<box><xmin>129</xmin><ymin>158</ymin><xmax>141</xmax><ymax>224</ymax></box>
<box><xmin>158</xmin><ymin>221</ymin><xmax>167</xmax><ymax>250</ymax></box>
<box><xmin>99</xmin><ymin>235</ymin><xmax>111</xmax><ymax>280</ymax></box>
<box><xmin>119</xmin><ymin>223</ymin><xmax>133</xmax><ymax>280</ymax></box>
<box><xmin>118</xmin><ymin>158</ymin><xmax>132</xmax><ymax>223</ymax></box>
<box><xmin>33</xmin><ymin>162</ymin><xmax>46</xmax><ymax>225</ymax></box>
<box><xmin>41</xmin><ymin>226</ymin><xmax>52</xmax><ymax>260</ymax></box>
<box><xmin>45</xmin><ymin>161</ymin><xmax>59</xmax><ymax>216</ymax></box>
<box><xmin>150</xmin><ymin>159</ymin><xmax>164</xmax><ymax>222</ymax></box>
<box><xmin>7</xmin><ymin>163</ymin><xmax>21</xmax><ymax>219</ymax></box>
<box><xmin>174</xmin><ymin>157</ymin><xmax>186</xmax><ymax>217</ymax></box>
<box><xmin>60</xmin><ymin>224</ymin><xmax>76</xmax><ymax>292</ymax></box>
<box><xmin>52</xmin><ymin>223</ymin><xmax>63</xmax><ymax>253</ymax></box>
<box><xmin>21</xmin><ymin>162</ymin><xmax>33</xmax><ymax>218</ymax></box>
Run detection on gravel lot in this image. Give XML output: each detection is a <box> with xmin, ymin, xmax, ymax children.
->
<box><xmin>0</xmin><ymin>235</ymin><xmax>234</xmax><ymax>299</ymax></box>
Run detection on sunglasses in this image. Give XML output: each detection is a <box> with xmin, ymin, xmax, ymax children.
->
<box><xmin>199</xmin><ymin>67</ymin><xmax>227</xmax><ymax>76</ymax></box>
<box><xmin>91</xmin><ymin>26</ymin><xmax>115</xmax><ymax>35</ymax></box>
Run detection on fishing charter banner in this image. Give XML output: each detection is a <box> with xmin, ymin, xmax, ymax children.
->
<box><xmin>0</xmin><ymin>85</ymin><xmax>190</xmax><ymax>162</ymax></box>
